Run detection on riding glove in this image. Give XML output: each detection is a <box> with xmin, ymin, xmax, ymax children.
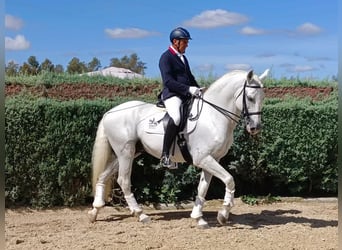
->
<box><xmin>189</xmin><ymin>87</ymin><xmax>200</xmax><ymax>96</ymax></box>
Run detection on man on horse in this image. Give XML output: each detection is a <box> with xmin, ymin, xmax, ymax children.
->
<box><xmin>158</xmin><ymin>27</ymin><xmax>201</xmax><ymax>169</ymax></box>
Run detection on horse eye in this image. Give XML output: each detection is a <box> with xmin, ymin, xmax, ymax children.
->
<box><xmin>247</xmin><ymin>96</ymin><xmax>254</xmax><ymax>102</ymax></box>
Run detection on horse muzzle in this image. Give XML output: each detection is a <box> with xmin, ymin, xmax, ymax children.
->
<box><xmin>246</xmin><ymin>123</ymin><xmax>262</xmax><ymax>135</ymax></box>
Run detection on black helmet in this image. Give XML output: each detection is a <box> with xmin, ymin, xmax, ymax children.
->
<box><xmin>169</xmin><ymin>27</ymin><xmax>192</xmax><ymax>42</ymax></box>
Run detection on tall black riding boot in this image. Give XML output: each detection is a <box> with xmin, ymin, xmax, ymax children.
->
<box><xmin>161</xmin><ymin>118</ymin><xmax>178</xmax><ymax>169</ymax></box>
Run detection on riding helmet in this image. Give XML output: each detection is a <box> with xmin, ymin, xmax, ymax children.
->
<box><xmin>169</xmin><ymin>27</ymin><xmax>192</xmax><ymax>42</ymax></box>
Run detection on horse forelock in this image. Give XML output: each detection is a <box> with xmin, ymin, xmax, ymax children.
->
<box><xmin>250</xmin><ymin>74</ymin><xmax>264</xmax><ymax>88</ymax></box>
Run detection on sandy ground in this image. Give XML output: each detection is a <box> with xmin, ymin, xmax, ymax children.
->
<box><xmin>5</xmin><ymin>198</ymin><xmax>338</xmax><ymax>250</ymax></box>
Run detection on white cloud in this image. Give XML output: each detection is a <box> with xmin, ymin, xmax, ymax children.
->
<box><xmin>5</xmin><ymin>14</ymin><xmax>24</xmax><ymax>30</ymax></box>
<box><xmin>225</xmin><ymin>63</ymin><xmax>252</xmax><ymax>71</ymax></box>
<box><xmin>238</xmin><ymin>22</ymin><xmax>322</xmax><ymax>37</ymax></box>
<box><xmin>183</xmin><ymin>9</ymin><xmax>248</xmax><ymax>29</ymax></box>
<box><xmin>105</xmin><ymin>28</ymin><xmax>158</xmax><ymax>39</ymax></box>
<box><xmin>287</xmin><ymin>65</ymin><xmax>317</xmax><ymax>73</ymax></box>
<box><xmin>279</xmin><ymin>63</ymin><xmax>295</xmax><ymax>68</ymax></box>
<box><xmin>296</xmin><ymin>22</ymin><xmax>322</xmax><ymax>35</ymax></box>
<box><xmin>305</xmin><ymin>56</ymin><xmax>332</xmax><ymax>62</ymax></box>
<box><xmin>240</xmin><ymin>26</ymin><xmax>267</xmax><ymax>35</ymax></box>
<box><xmin>256</xmin><ymin>53</ymin><xmax>276</xmax><ymax>58</ymax></box>
<box><xmin>195</xmin><ymin>63</ymin><xmax>214</xmax><ymax>72</ymax></box>
<box><xmin>5</xmin><ymin>35</ymin><xmax>30</xmax><ymax>50</ymax></box>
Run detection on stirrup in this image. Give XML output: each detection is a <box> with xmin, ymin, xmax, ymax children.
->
<box><xmin>160</xmin><ymin>156</ymin><xmax>178</xmax><ymax>169</ymax></box>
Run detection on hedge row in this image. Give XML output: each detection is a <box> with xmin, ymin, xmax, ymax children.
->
<box><xmin>224</xmin><ymin>100</ymin><xmax>338</xmax><ymax>196</ymax></box>
<box><xmin>5</xmin><ymin>97</ymin><xmax>337</xmax><ymax>207</ymax></box>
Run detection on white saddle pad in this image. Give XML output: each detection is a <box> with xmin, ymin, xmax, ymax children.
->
<box><xmin>142</xmin><ymin>107</ymin><xmax>197</xmax><ymax>135</ymax></box>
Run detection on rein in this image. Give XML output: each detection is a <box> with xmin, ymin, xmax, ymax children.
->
<box><xmin>190</xmin><ymin>80</ymin><xmax>262</xmax><ymax>124</ymax></box>
<box><xmin>190</xmin><ymin>96</ymin><xmax>241</xmax><ymax>123</ymax></box>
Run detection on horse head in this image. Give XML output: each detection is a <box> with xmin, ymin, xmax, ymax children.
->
<box><xmin>234</xmin><ymin>69</ymin><xmax>269</xmax><ymax>135</ymax></box>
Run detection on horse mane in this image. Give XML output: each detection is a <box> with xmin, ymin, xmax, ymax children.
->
<box><xmin>207</xmin><ymin>70</ymin><xmax>247</xmax><ymax>93</ymax></box>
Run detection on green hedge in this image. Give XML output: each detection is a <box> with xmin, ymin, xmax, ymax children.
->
<box><xmin>5</xmin><ymin>96</ymin><xmax>337</xmax><ymax>207</ymax></box>
<box><xmin>5</xmin><ymin>98</ymin><xmax>111</xmax><ymax>207</ymax></box>
<box><xmin>223</xmin><ymin>99</ymin><xmax>337</xmax><ymax>196</ymax></box>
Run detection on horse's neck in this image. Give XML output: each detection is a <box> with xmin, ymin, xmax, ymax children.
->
<box><xmin>204</xmin><ymin>74</ymin><xmax>243</xmax><ymax>111</ymax></box>
<box><xmin>197</xmin><ymin>75</ymin><xmax>244</xmax><ymax>136</ymax></box>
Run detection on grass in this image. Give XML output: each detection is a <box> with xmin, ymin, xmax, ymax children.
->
<box><xmin>5</xmin><ymin>72</ymin><xmax>161</xmax><ymax>86</ymax></box>
<box><xmin>5</xmin><ymin>72</ymin><xmax>338</xmax><ymax>87</ymax></box>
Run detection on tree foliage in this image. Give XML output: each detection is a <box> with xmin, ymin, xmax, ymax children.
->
<box><xmin>66</xmin><ymin>57</ymin><xmax>87</xmax><ymax>74</ymax></box>
<box><xmin>40</xmin><ymin>58</ymin><xmax>55</xmax><ymax>72</ymax></box>
<box><xmin>5</xmin><ymin>61</ymin><xmax>19</xmax><ymax>76</ymax></box>
<box><xmin>19</xmin><ymin>56</ymin><xmax>40</xmax><ymax>75</ymax></box>
<box><xmin>54</xmin><ymin>64</ymin><xmax>64</xmax><ymax>74</ymax></box>
<box><xmin>110</xmin><ymin>53</ymin><xmax>146</xmax><ymax>75</ymax></box>
<box><xmin>5</xmin><ymin>54</ymin><xmax>147</xmax><ymax>76</ymax></box>
<box><xmin>87</xmin><ymin>57</ymin><xmax>101</xmax><ymax>72</ymax></box>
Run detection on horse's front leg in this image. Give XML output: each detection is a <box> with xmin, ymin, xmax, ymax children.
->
<box><xmin>216</xmin><ymin>187</ymin><xmax>235</xmax><ymax>225</ymax></box>
<box><xmin>190</xmin><ymin>170</ymin><xmax>212</xmax><ymax>228</ymax></box>
<box><xmin>197</xmin><ymin>155</ymin><xmax>235</xmax><ymax>226</ymax></box>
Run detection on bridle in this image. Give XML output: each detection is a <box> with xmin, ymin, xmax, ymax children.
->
<box><xmin>240</xmin><ymin>80</ymin><xmax>263</xmax><ymax>125</ymax></box>
<box><xmin>190</xmin><ymin>80</ymin><xmax>263</xmax><ymax>125</ymax></box>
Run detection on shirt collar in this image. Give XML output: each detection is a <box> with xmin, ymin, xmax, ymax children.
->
<box><xmin>169</xmin><ymin>45</ymin><xmax>184</xmax><ymax>57</ymax></box>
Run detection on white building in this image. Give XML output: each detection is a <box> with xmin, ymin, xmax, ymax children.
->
<box><xmin>85</xmin><ymin>66</ymin><xmax>143</xmax><ymax>79</ymax></box>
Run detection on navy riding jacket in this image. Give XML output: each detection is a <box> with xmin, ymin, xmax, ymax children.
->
<box><xmin>159</xmin><ymin>47</ymin><xmax>199</xmax><ymax>101</ymax></box>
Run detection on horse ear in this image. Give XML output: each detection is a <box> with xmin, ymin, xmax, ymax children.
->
<box><xmin>247</xmin><ymin>70</ymin><xmax>253</xmax><ymax>81</ymax></box>
<box><xmin>259</xmin><ymin>69</ymin><xmax>270</xmax><ymax>81</ymax></box>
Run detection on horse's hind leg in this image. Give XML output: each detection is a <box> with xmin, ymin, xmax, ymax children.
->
<box><xmin>93</xmin><ymin>158</ymin><xmax>118</xmax><ymax>207</ymax></box>
<box><xmin>88</xmin><ymin>158</ymin><xmax>118</xmax><ymax>222</ymax></box>
<box><xmin>116</xmin><ymin>142</ymin><xmax>150</xmax><ymax>223</ymax></box>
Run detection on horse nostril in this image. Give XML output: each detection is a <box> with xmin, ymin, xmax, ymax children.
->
<box><xmin>251</xmin><ymin>124</ymin><xmax>262</xmax><ymax>131</ymax></box>
<box><xmin>249</xmin><ymin>125</ymin><xmax>261</xmax><ymax>135</ymax></box>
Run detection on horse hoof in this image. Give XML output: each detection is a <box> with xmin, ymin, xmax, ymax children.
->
<box><xmin>139</xmin><ymin>213</ymin><xmax>151</xmax><ymax>224</ymax></box>
<box><xmin>197</xmin><ymin>218</ymin><xmax>210</xmax><ymax>229</ymax></box>
<box><xmin>217</xmin><ymin>212</ymin><xmax>228</xmax><ymax>225</ymax></box>
<box><xmin>87</xmin><ymin>208</ymin><xmax>98</xmax><ymax>223</ymax></box>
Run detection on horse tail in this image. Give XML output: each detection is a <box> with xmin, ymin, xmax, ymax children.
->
<box><xmin>91</xmin><ymin>118</ymin><xmax>114</xmax><ymax>196</ymax></box>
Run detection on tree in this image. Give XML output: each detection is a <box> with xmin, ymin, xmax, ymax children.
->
<box><xmin>54</xmin><ymin>64</ymin><xmax>64</xmax><ymax>74</ymax></box>
<box><xmin>18</xmin><ymin>56</ymin><xmax>40</xmax><ymax>75</ymax></box>
<box><xmin>27</xmin><ymin>56</ymin><xmax>39</xmax><ymax>75</ymax></box>
<box><xmin>40</xmin><ymin>58</ymin><xmax>54</xmax><ymax>72</ymax></box>
<box><xmin>66</xmin><ymin>57</ymin><xmax>87</xmax><ymax>74</ymax></box>
<box><xmin>5</xmin><ymin>60</ymin><xmax>19</xmax><ymax>76</ymax></box>
<box><xmin>19</xmin><ymin>62</ymin><xmax>33</xmax><ymax>75</ymax></box>
<box><xmin>87</xmin><ymin>57</ymin><xmax>101</xmax><ymax>72</ymax></box>
<box><xmin>110</xmin><ymin>53</ymin><xmax>146</xmax><ymax>75</ymax></box>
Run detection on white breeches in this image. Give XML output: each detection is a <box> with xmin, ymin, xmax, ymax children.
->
<box><xmin>163</xmin><ymin>96</ymin><xmax>182</xmax><ymax>126</ymax></box>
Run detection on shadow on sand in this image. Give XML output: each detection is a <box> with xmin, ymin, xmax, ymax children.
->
<box><xmin>101</xmin><ymin>209</ymin><xmax>337</xmax><ymax>229</ymax></box>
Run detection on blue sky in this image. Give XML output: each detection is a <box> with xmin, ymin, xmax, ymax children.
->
<box><xmin>5</xmin><ymin>0</ymin><xmax>338</xmax><ymax>79</ymax></box>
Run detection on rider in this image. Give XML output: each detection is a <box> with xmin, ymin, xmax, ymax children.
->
<box><xmin>159</xmin><ymin>27</ymin><xmax>201</xmax><ymax>169</ymax></box>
